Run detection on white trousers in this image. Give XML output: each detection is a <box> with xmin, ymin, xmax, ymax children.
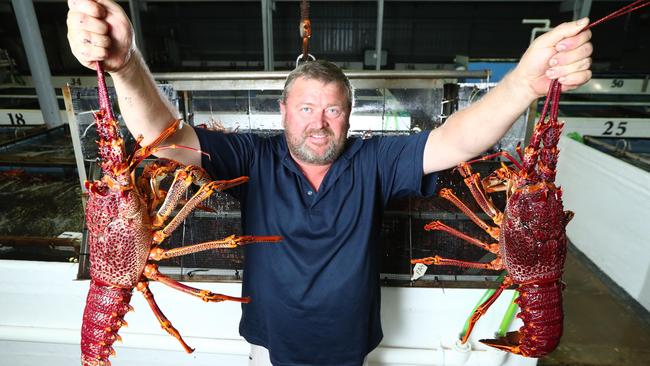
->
<box><xmin>248</xmin><ymin>344</ymin><xmax>273</xmax><ymax>366</ymax></box>
<box><xmin>248</xmin><ymin>344</ymin><xmax>369</xmax><ymax>366</ymax></box>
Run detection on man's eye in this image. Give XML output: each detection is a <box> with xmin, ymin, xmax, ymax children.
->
<box><xmin>300</xmin><ymin>107</ymin><xmax>312</xmax><ymax>113</ymax></box>
<box><xmin>326</xmin><ymin>108</ymin><xmax>341</xmax><ymax>117</ymax></box>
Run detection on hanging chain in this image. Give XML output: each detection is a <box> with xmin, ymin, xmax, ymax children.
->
<box><xmin>297</xmin><ymin>0</ymin><xmax>315</xmax><ymax>66</ymax></box>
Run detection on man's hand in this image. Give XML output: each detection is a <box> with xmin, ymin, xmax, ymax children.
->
<box><xmin>513</xmin><ymin>18</ymin><xmax>593</xmax><ymax>98</ymax></box>
<box><xmin>66</xmin><ymin>0</ymin><xmax>134</xmax><ymax>72</ymax></box>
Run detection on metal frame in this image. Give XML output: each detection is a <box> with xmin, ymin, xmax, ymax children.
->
<box><xmin>11</xmin><ymin>0</ymin><xmax>61</xmax><ymax>128</ymax></box>
<box><xmin>155</xmin><ymin>69</ymin><xmax>489</xmax><ymax>91</ymax></box>
<box><xmin>61</xmin><ymin>70</ymin><xmax>491</xmax><ymax>191</ymax></box>
<box><xmin>261</xmin><ymin>0</ymin><xmax>275</xmax><ymax>70</ymax></box>
<box><xmin>62</xmin><ymin>70</ymin><xmax>494</xmax><ymax>284</ymax></box>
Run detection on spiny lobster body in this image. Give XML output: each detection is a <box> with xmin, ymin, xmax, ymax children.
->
<box><xmin>80</xmin><ymin>64</ymin><xmax>281</xmax><ymax>365</ymax></box>
<box><xmin>497</xmin><ymin>181</ymin><xmax>569</xmax><ymax>357</ymax></box>
<box><xmin>85</xmin><ymin>186</ymin><xmax>151</xmax><ymax>287</ymax></box>
<box><xmin>501</xmin><ymin>183</ymin><xmax>568</xmax><ymax>285</ymax></box>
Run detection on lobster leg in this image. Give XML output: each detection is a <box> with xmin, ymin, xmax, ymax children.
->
<box><xmin>151</xmin><ymin>165</ymin><xmax>211</xmax><ymax>227</ymax></box>
<box><xmin>149</xmin><ymin>234</ymin><xmax>283</xmax><ymax>261</ymax></box>
<box><xmin>136</xmin><ymin>280</ymin><xmax>195</xmax><ymax>353</ymax></box>
<box><xmin>142</xmin><ymin>263</ymin><xmax>251</xmax><ymax>303</ymax></box>
<box><xmin>138</xmin><ymin>160</ymin><xmax>215</xmax><ymax>216</ymax></box>
<box><xmin>139</xmin><ymin>159</ymin><xmax>182</xmax><ymax>198</ymax></box>
<box><xmin>411</xmin><ymin>255</ymin><xmax>504</xmax><ymax>271</ymax></box>
<box><xmin>127</xmin><ymin>119</ymin><xmax>182</xmax><ymax>171</ymax></box>
<box><xmin>153</xmin><ymin>176</ymin><xmax>249</xmax><ymax>243</ymax></box>
<box><xmin>481</xmin><ymin>164</ymin><xmax>517</xmax><ymax>194</ymax></box>
<box><xmin>459</xmin><ymin>277</ymin><xmax>514</xmax><ymax>344</ymax></box>
<box><xmin>439</xmin><ymin>188</ymin><xmax>500</xmax><ymax>240</ymax></box>
<box><xmin>424</xmin><ymin>221</ymin><xmax>499</xmax><ymax>254</ymax></box>
<box><xmin>457</xmin><ymin>163</ymin><xmax>504</xmax><ymax>227</ymax></box>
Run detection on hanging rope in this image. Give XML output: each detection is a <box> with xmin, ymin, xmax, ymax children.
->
<box><xmin>297</xmin><ymin>0</ymin><xmax>315</xmax><ymax>66</ymax></box>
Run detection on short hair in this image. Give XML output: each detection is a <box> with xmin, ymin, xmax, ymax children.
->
<box><xmin>281</xmin><ymin>60</ymin><xmax>354</xmax><ymax>110</ymax></box>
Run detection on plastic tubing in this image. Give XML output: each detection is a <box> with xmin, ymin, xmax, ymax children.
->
<box><xmin>496</xmin><ymin>290</ymin><xmax>520</xmax><ymax>337</ymax></box>
<box><xmin>458</xmin><ymin>272</ymin><xmax>506</xmax><ymax>340</ymax></box>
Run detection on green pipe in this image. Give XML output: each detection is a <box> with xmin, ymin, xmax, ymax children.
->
<box><xmin>497</xmin><ymin>291</ymin><xmax>520</xmax><ymax>337</ymax></box>
<box><xmin>459</xmin><ymin>272</ymin><xmax>507</xmax><ymax>340</ymax></box>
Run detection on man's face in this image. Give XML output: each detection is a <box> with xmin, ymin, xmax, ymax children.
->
<box><xmin>280</xmin><ymin>77</ymin><xmax>350</xmax><ymax>166</ymax></box>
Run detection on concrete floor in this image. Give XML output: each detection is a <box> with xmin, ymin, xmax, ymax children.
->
<box><xmin>538</xmin><ymin>247</ymin><xmax>650</xmax><ymax>366</ymax></box>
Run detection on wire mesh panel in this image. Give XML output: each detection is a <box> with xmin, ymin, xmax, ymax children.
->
<box><xmin>67</xmin><ymin>75</ymin><xmax>525</xmax><ymax>286</ymax></box>
<box><xmin>184</xmin><ymin>85</ymin><xmax>519</xmax><ymax>286</ymax></box>
<box><xmin>380</xmin><ymin>161</ymin><xmax>507</xmax><ymax>285</ymax></box>
<box><xmin>185</xmin><ymin>84</ymin><xmax>522</xmax><ymax>285</ymax></box>
<box><xmin>159</xmin><ymin>189</ymin><xmax>245</xmax><ymax>277</ymax></box>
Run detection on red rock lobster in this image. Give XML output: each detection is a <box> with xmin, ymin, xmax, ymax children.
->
<box><xmin>80</xmin><ymin>63</ymin><xmax>281</xmax><ymax>365</ymax></box>
<box><xmin>411</xmin><ymin>0</ymin><xmax>650</xmax><ymax>358</ymax></box>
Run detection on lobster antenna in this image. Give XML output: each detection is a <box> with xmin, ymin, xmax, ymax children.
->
<box><xmin>585</xmin><ymin>0</ymin><xmax>650</xmax><ymax>30</ymax></box>
<box><xmin>95</xmin><ymin>61</ymin><xmax>115</xmax><ymax>121</ymax></box>
<box><xmin>547</xmin><ymin>0</ymin><xmax>650</xmax><ymax>120</ymax></box>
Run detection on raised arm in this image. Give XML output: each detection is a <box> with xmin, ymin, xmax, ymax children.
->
<box><xmin>423</xmin><ymin>18</ymin><xmax>593</xmax><ymax>174</ymax></box>
<box><xmin>67</xmin><ymin>0</ymin><xmax>200</xmax><ymax>166</ymax></box>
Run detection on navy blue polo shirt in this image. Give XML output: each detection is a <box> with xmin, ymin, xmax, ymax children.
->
<box><xmin>195</xmin><ymin>127</ymin><xmax>437</xmax><ymax>366</ymax></box>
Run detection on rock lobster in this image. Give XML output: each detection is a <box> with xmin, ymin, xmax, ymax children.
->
<box><xmin>411</xmin><ymin>0</ymin><xmax>650</xmax><ymax>358</ymax></box>
<box><xmin>80</xmin><ymin>63</ymin><xmax>281</xmax><ymax>365</ymax></box>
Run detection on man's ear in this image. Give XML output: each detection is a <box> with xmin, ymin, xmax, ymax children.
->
<box><xmin>279</xmin><ymin>100</ymin><xmax>286</xmax><ymax>115</ymax></box>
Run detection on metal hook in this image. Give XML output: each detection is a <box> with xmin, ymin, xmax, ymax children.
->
<box><xmin>295</xmin><ymin>53</ymin><xmax>316</xmax><ymax>68</ymax></box>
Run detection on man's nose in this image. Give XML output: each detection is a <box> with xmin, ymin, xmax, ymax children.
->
<box><xmin>310</xmin><ymin>110</ymin><xmax>327</xmax><ymax>129</ymax></box>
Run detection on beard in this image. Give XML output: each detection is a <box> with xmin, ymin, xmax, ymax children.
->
<box><xmin>285</xmin><ymin>125</ymin><xmax>347</xmax><ymax>165</ymax></box>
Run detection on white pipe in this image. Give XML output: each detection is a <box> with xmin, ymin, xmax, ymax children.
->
<box><xmin>375</xmin><ymin>0</ymin><xmax>384</xmax><ymax>71</ymax></box>
<box><xmin>522</xmin><ymin>19</ymin><xmax>551</xmax><ymax>45</ymax></box>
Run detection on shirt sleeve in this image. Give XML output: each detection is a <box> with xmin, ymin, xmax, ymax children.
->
<box><xmin>376</xmin><ymin>131</ymin><xmax>438</xmax><ymax>203</ymax></box>
<box><xmin>193</xmin><ymin>127</ymin><xmax>258</xmax><ymax>198</ymax></box>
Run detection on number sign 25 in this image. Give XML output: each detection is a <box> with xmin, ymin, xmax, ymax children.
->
<box><xmin>603</xmin><ymin>121</ymin><xmax>627</xmax><ymax>136</ymax></box>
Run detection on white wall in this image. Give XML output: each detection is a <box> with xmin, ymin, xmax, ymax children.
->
<box><xmin>556</xmin><ymin>136</ymin><xmax>650</xmax><ymax>312</ymax></box>
<box><xmin>0</xmin><ymin>260</ymin><xmax>534</xmax><ymax>366</ymax></box>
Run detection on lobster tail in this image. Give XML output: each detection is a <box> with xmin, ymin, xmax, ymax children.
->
<box><xmin>480</xmin><ymin>281</ymin><xmax>563</xmax><ymax>357</ymax></box>
<box><xmin>81</xmin><ymin>280</ymin><xmax>133</xmax><ymax>366</ymax></box>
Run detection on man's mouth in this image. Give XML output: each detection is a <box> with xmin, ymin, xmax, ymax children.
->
<box><xmin>305</xmin><ymin>130</ymin><xmax>333</xmax><ymax>145</ymax></box>
<box><xmin>307</xmin><ymin>136</ymin><xmax>328</xmax><ymax>148</ymax></box>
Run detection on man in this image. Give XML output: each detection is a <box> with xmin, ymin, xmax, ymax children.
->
<box><xmin>67</xmin><ymin>1</ymin><xmax>593</xmax><ymax>365</ymax></box>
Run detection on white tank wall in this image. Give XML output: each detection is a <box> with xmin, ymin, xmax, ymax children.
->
<box><xmin>556</xmin><ymin>136</ymin><xmax>650</xmax><ymax>312</ymax></box>
<box><xmin>0</xmin><ymin>260</ymin><xmax>535</xmax><ymax>365</ymax></box>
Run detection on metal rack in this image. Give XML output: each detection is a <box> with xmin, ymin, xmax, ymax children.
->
<box><xmin>63</xmin><ymin>69</ymin><xmax>531</xmax><ymax>287</ymax></box>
